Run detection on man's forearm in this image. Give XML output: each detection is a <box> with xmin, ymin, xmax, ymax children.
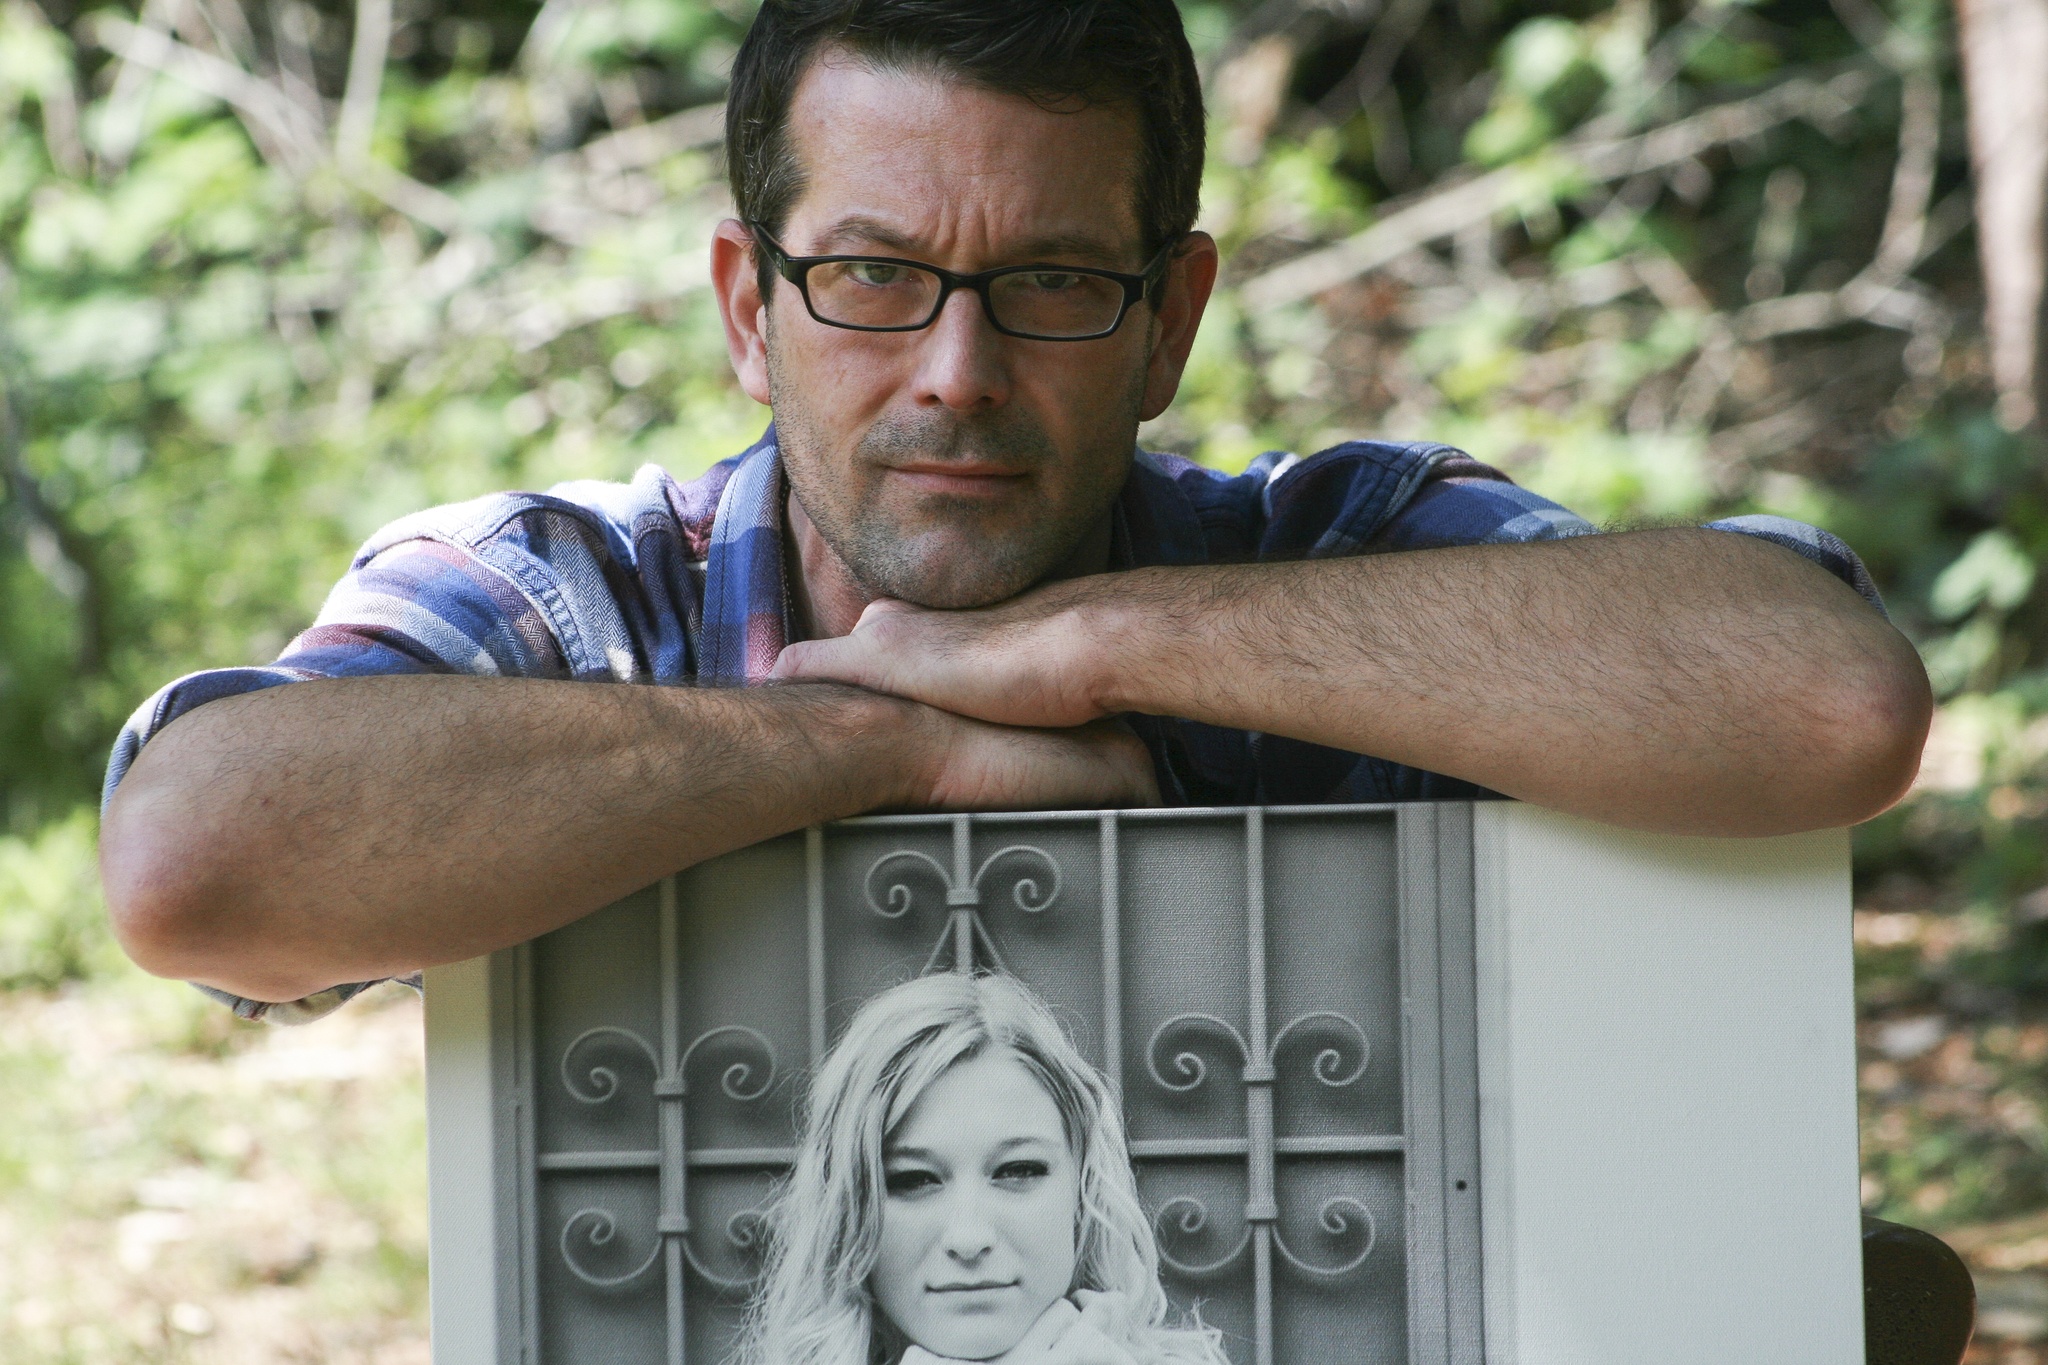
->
<box><xmin>1092</xmin><ymin>528</ymin><xmax>1930</xmax><ymax>833</ymax></box>
<box><xmin>775</xmin><ymin>527</ymin><xmax>1932</xmax><ymax>835</ymax></box>
<box><xmin>99</xmin><ymin>677</ymin><xmax>926</xmax><ymax>1002</ymax></box>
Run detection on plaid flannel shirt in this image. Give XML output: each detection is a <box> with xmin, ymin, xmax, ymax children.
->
<box><xmin>103</xmin><ymin>429</ymin><xmax>1882</xmax><ymax>1022</ymax></box>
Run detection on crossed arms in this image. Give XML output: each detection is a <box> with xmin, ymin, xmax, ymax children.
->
<box><xmin>100</xmin><ymin>524</ymin><xmax>1929</xmax><ymax>1005</ymax></box>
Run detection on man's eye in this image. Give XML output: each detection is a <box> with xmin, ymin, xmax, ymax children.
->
<box><xmin>993</xmin><ymin>1160</ymin><xmax>1049</xmax><ymax>1184</ymax></box>
<box><xmin>886</xmin><ymin>1168</ymin><xmax>940</xmax><ymax>1196</ymax></box>
<box><xmin>1019</xmin><ymin>271</ymin><xmax>1083</xmax><ymax>292</ymax></box>
<box><xmin>848</xmin><ymin>262</ymin><xmax>907</xmax><ymax>287</ymax></box>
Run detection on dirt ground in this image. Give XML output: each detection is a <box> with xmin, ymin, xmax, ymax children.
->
<box><xmin>0</xmin><ymin>974</ymin><xmax>428</xmax><ymax>1364</ymax></box>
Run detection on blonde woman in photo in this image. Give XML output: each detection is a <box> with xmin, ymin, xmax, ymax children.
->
<box><xmin>733</xmin><ymin>972</ymin><xmax>1231</xmax><ymax>1365</ymax></box>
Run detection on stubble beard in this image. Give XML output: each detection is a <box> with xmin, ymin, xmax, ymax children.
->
<box><xmin>766</xmin><ymin>334</ymin><xmax>1143</xmax><ymax>610</ymax></box>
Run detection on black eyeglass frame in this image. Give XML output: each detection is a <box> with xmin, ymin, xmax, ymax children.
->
<box><xmin>747</xmin><ymin>223</ymin><xmax>1182</xmax><ymax>342</ymax></box>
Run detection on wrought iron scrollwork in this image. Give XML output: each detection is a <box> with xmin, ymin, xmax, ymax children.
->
<box><xmin>863</xmin><ymin>844</ymin><xmax>1062</xmax><ymax>919</ymax></box>
<box><xmin>560</xmin><ymin>1024</ymin><xmax>777</xmax><ymax>1109</ymax></box>
<box><xmin>1269</xmin><ymin>1011</ymin><xmax>1371</xmax><ymax>1090</ymax></box>
<box><xmin>1271</xmin><ymin>1197</ymin><xmax>1376</xmax><ymax>1279</ymax></box>
<box><xmin>561</xmin><ymin>1206</ymin><xmax>664</xmax><ymax>1289</ymax></box>
<box><xmin>1150</xmin><ymin>1179</ymin><xmax>1379</xmax><ymax>1285</ymax></box>
<box><xmin>678</xmin><ymin>1208</ymin><xmax>773</xmax><ymax>1294</ymax></box>
<box><xmin>560</xmin><ymin>1203</ymin><xmax>774</xmax><ymax>1293</ymax></box>
<box><xmin>1145</xmin><ymin>1012</ymin><xmax>1244</xmax><ymax>1093</ymax></box>
<box><xmin>1153</xmin><ymin>1196</ymin><xmax>1254</xmax><ymax>1278</ymax></box>
<box><xmin>555</xmin><ymin>1023</ymin><xmax>779</xmax><ymax>1291</ymax></box>
<box><xmin>863</xmin><ymin>838</ymin><xmax>1063</xmax><ymax>974</ymax></box>
<box><xmin>1144</xmin><ymin>1011</ymin><xmax>1370</xmax><ymax>1097</ymax></box>
<box><xmin>561</xmin><ymin>1026</ymin><xmax>658</xmax><ymax>1105</ymax></box>
<box><xmin>679</xmin><ymin>1025</ymin><xmax>778</xmax><ymax>1103</ymax></box>
<box><xmin>1144</xmin><ymin>1009</ymin><xmax>1376</xmax><ymax>1282</ymax></box>
<box><xmin>975</xmin><ymin>845</ymin><xmax>1062</xmax><ymax>915</ymax></box>
<box><xmin>864</xmin><ymin>850</ymin><xmax>952</xmax><ymax>920</ymax></box>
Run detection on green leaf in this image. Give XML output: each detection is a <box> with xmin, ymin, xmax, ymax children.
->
<box><xmin>1932</xmin><ymin>531</ymin><xmax>2038</xmax><ymax>622</ymax></box>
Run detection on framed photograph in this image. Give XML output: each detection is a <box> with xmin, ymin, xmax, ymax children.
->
<box><xmin>422</xmin><ymin>804</ymin><xmax>1861</xmax><ymax>1365</ymax></box>
<box><xmin>427</xmin><ymin>804</ymin><xmax>1482</xmax><ymax>1365</ymax></box>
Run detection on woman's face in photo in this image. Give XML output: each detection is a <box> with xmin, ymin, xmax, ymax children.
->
<box><xmin>871</xmin><ymin>1048</ymin><xmax>1081</xmax><ymax>1360</ymax></box>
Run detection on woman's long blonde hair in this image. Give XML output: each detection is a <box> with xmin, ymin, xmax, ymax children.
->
<box><xmin>732</xmin><ymin>972</ymin><xmax>1228</xmax><ymax>1365</ymax></box>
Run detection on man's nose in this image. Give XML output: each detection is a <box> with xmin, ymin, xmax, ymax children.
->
<box><xmin>912</xmin><ymin>287</ymin><xmax>1012</xmax><ymax>412</ymax></box>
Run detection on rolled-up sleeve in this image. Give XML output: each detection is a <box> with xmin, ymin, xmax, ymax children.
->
<box><xmin>1372</xmin><ymin>468</ymin><xmax>1886</xmax><ymax>614</ymax></box>
<box><xmin>101</xmin><ymin>525</ymin><xmax>573</xmax><ymax>1024</ymax></box>
<box><xmin>1697</xmin><ymin>512</ymin><xmax>1885</xmax><ymax>614</ymax></box>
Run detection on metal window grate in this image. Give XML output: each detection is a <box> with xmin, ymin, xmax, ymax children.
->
<box><xmin>478</xmin><ymin>803</ymin><xmax>1484</xmax><ymax>1364</ymax></box>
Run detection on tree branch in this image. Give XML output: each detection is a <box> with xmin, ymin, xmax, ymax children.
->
<box><xmin>91</xmin><ymin>12</ymin><xmax>462</xmax><ymax>235</ymax></box>
<box><xmin>1313</xmin><ymin>0</ymin><xmax>1431</xmax><ymax>121</ymax></box>
<box><xmin>337</xmin><ymin>0</ymin><xmax>391</xmax><ymax>166</ymax></box>
<box><xmin>1955</xmin><ymin>0</ymin><xmax>2048</xmax><ymax>431</ymax></box>
<box><xmin>1241</xmin><ymin>67</ymin><xmax>1877</xmax><ymax>313</ymax></box>
<box><xmin>89</xmin><ymin>13</ymin><xmax>324</xmax><ymax>171</ymax></box>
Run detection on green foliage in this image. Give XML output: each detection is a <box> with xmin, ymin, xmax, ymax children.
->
<box><xmin>0</xmin><ymin>0</ymin><xmax>763</xmax><ymax>828</ymax></box>
<box><xmin>0</xmin><ymin>809</ymin><xmax>119</xmax><ymax>988</ymax></box>
<box><xmin>1465</xmin><ymin>16</ymin><xmax>1609</xmax><ymax>166</ymax></box>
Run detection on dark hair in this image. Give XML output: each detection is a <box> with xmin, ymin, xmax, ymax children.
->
<box><xmin>725</xmin><ymin>0</ymin><xmax>1204</xmax><ymax>290</ymax></box>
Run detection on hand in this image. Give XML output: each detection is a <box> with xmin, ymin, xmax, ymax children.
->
<box><xmin>772</xmin><ymin>586</ymin><xmax>1114</xmax><ymax>730</ymax></box>
<box><xmin>898</xmin><ymin>699</ymin><xmax>1158</xmax><ymax>812</ymax></box>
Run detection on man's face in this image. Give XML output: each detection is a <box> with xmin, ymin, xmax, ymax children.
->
<box><xmin>754</xmin><ymin>58</ymin><xmax>1166</xmax><ymax>609</ymax></box>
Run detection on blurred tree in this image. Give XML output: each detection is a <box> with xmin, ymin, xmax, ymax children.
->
<box><xmin>1954</xmin><ymin>0</ymin><xmax>2048</xmax><ymax>433</ymax></box>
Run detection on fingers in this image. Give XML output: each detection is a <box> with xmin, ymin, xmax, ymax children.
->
<box><xmin>771</xmin><ymin>598</ymin><xmax>1111</xmax><ymax>728</ymax></box>
<box><xmin>1072</xmin><ymin>723</ymin><xmax>1161</xmax><ymax>808</ymax></box>
<box><xmin>770</xmin><ymin>633</ymin><xmax>900</xmax><ymax>691</ymax></box>
<box><xmin>769</xmin><ymin>638</ymin><xmax>857</xmax><ymax>682</ymax></box>
<box><xmin>855</xmin><ymin>596</ymin><xmax>917</xmax><ymax>625</ymax></box>
<box><xmin>770</xmin><ymin>611</ymin><xmax>911</xmax><ymax>687</ymax></box>
<box><xmin>767</xmin><ymin>640</ymin><xmax>814</xmax><ymax>680</ymax></box>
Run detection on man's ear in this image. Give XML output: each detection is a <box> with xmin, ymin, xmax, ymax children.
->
<box><xmin>1138</xmin><ymin>230</ymin><xmax>1220</xmax><ymax>423</ymax></box>
<box><xmin>712</xmin><ymin>218</ymin><xmax>773</xmax><ymax>406</ymax></box>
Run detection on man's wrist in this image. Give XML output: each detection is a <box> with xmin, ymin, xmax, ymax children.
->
<box><xmin>1065</xmin><ymin>567</ymin><xmax>1179</xmax><ymax>719</ymax></box>
<box><xmin>760</xmin><ymin>681</ymin><xmax>933</xmax><ymax>815</ymax></box>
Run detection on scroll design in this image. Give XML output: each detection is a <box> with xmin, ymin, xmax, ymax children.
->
<box><xmin>1153</xmin><ymin>1195</ymin><xmax>1254</xmax><ymax>1278</ymax></box>
<box><xmin>1143</xmin><ymin>1011</ymin><xmax>1370</xmax><ymax>1097</ymax></box>
<box><xmin>556</xmin><ymin>1023</ymin><xmax>778</xmax><ymax>1292</ymax></box>
<box><xmin>559</xmin><ymin>1205</ymin><xmax>775</xmax><ymax>1294</ymax></box>
<box><xmin>560</xmin><ymin>1024</ymin><xmax>658</xmax><ymax>1105</ymax></box>
<box><xmin>862</xmin><ymin>840</ymin><xmax>1062</xmax><ymax>974</ymax></box>
<box><xmin>1149</xmin><ymin>1192</ymin><xmax>1375</xmax><ymax>1284</ymax></box>
<box><xmin>679</xmin><ymin>1207</ymin><xmax>773</xmax><ymax>1293</ymax></box>
<box><xmin>1144</xmin><ymin>1011</ymin><xmax>1376</xmax><ymax>1281</ymax></box>
<box><xmin>560</xmin><ymin>1206</ymin><xmax>663</xmax><ymax>1289</ymax></box>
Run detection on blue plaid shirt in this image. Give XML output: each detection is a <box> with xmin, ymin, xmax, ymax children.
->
<box><xmin>104</xmin><ymin>429</ymin><xmax>1881</xmax><ymax>1021</ymax></box>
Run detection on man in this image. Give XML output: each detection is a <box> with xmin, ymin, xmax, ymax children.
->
<box><xmin>98</xmin><ymin>0</ymin><xmax>1930</xmax><ymax>1022</ymax></box>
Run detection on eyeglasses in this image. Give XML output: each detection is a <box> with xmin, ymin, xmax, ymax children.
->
<box><xmin>748</xmin><ymin>223</ymin><xmax>1179</xmax><ymax>342</ymax></box>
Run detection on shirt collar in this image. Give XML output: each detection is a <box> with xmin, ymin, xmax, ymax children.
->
<box><xmin>699</xmin><ymin>435</ymin><xmax>790</xmax><ymax>685</ymax></box>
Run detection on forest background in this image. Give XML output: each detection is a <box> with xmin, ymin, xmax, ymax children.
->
<box><xmin>4</xmin><ymin>0</ymin><xmax>2048</xmax><ymax>1358</ymax></box>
